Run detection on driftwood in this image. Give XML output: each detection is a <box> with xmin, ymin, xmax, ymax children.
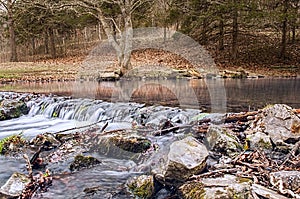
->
<box><xmin>153</xmin><ymin>124</ymin><xmax>192</xmax><ymax>136</ymax></box>
<box><xmin>190</xmin><ymin>168</ymin><xmax>239</xmax><ymax>180</ymax></box>
<box><xmin>225</xmin><ymin>111</ymin><xmax>258</xmax><ymax>123</ymax></box>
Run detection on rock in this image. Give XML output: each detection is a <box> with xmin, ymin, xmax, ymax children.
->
<box><xmin>0</xmin><ymin>172</ymin><xmax>30</xmax><ymax>198</ymax></box>
<box><xmin>110</xmin><ymin>135</ymin><xmax>152</xmax><ymax>153</ymax></box>
<box><xmin>69</xmin><ymin>154</ymin><xmax>101</xmax><ymax>172</ymax></box>
<box><xmin>205</xmin><ymin>125</ymin><xmax>241</xmax><ymax>157</ymax></box>
<box><xmin>179</xmin><ymin>175</ymin><xmax>252</xmax><ymax>199</ymax></box>
<box><xmin>221</xmin><ymin>69</ymin><xmax>248</xmax><ymax>78</ymax></box>
<box><xmin>246</xmin><ymin>132</ymin><xmax>272</xmax><ymax>151</ymax></box>
<box><xmin>246</xmin><ymin>104</ymin><xmax>300</xmax><ymax>146</ymax></box>
<box><xmin>270</xmin><ymin>171</ymin><xmax>300</xmax><ymax>192</ymax></box>
<box><xmin>97</xmin><ymin>71</ymin><xmax>120</xmax><ymax>81</ymax></box>
<box><xmin>0</xmin><ymin>134</ymin><xmax>27</xmax><ymax>155</ymax></box>
<box><xmin>153</xmin><ymin>136</ymin><xmax>208</xmax><ymax>185</ymax></box>
<box><xmin>252</xmin><ymin>184</ymin><xmax>289</xmax><ymax>199</ymax></box>
<box><xmin>0</xmin><ymin>99</ymin><xmax>29</xmax><ymax>121</ymax></box>
<box><xmin>127</xmin><ymin>175</ymin><xmax>154</xmax><ymax>199</ymax></box>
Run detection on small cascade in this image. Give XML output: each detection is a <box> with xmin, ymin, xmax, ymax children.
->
<box><xmin>26</xmin><ymin>96</ymin><xmax>147</xmax><ymax>123</ymax></box>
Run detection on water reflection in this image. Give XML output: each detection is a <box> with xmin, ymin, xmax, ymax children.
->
<box><xmin>0</xmin><ymin>78</ymin><xmax>299</xmax><ymax>112</ymax></box>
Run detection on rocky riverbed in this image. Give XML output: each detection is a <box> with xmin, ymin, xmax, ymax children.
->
<box><xmin>0</xmin><ymin>92</ymin><xmax>299</xmax><ymax>199</ymax></box>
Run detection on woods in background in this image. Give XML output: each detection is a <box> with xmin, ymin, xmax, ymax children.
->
<box><xmin>0</xmin><ymin>0</ymin><xmax>299</xmax><ymax>69</ymax></box>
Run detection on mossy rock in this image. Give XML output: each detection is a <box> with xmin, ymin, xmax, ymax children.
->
<box><xmin>111</xmin><ymin>136</ymin><xmax>152</xmax><ymax>153</ymax></box>
<box><xmin>0</xmin><ymin>134</ymin><xmax>27</xmax><ymax>155</ymax></box>
<box><xmin>127</xmin><ymin>175</ymin><xmax>154</xmax><ymax>199</ymax></box>
<box><xmin>0</xmin><ymin>100</ymin><xmax>29</xmax><ymax>121</ymax></box>
<box><xmin>179</xmin><ymin>181</ymin><xmax>205</xmax><ymax>199</ymax></box>
<box><xmin>69</xmin><ymin>154</ymin><xmax>101</xmax><ymax>172</ymax></box>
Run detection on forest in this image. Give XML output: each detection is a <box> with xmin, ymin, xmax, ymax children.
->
<box><xmin>0</xmin><ymin>0</ymin><xmax>299</xmax><ymax>75</ymax></box>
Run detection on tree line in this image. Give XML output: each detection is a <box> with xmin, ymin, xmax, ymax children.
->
<box><xmin>0</xmin><ymin>0</ymin><xmax>299</xmax><ymax>73</ymax></box>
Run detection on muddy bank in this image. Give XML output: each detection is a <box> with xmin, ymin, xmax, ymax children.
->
<box><xmin>0</xmin><ymin>92</ymin><xmax>299</xmax><ymax>198</ymax></box>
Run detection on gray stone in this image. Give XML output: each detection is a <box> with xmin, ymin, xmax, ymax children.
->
<box><xmin>153</xmin><ymin>136</ymin><xmax>208</xmax><ymax>185</ymax></box>
<box><xmin>205</xmin><ymin>125</ymin><xmax>241</xmax><ymax>157</ymax></box>
<box><xmin>179</xmin><ymin>175</ymin><xmax>252</xmax><ymax>199</ymax></box>
<box><xmin>246</xmin><ymin>132</ymin><xmax>272</xmax><ymax>150</ymax></box>
<box><xmin>0</xmin><ymin>172</ymin><xmax>30</xmax><ymax>198</ymax></box>
<box><xmin>246</xmin><ymin>104</ymin><xmax>300</xmax><ymax>145</ymax></box>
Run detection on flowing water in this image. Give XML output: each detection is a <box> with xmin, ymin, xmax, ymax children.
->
<box><xmin>0</xmin><ymin>78</ymin><xmax>299</xmax><ymax>198</ymax></box>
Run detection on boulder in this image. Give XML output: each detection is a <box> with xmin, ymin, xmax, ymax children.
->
<box><xmin>69</xmin><ymin>154</ymin><xmax>101</xmax><ymax>172</ymax></box>
<box><xmin>246</xmin><ymin>132</ymin><xmax>272</xmax><ymax>151</ymax></box>
<box><xmin>110</xmin><ymin>135</ymin><xmax>152</xmax><ymax>153</ymax></box>
<box><xmin>246</xmin><ymin>104</ymin><xmax>300</xmax><ymax>145</ymax></box>
<box><xmin>153</xmin><ymin>136</ymin><xmax>208</xmax><ymax>185</ymax></box>
<box><xmin>179</xmin><ymin>175</ymin><xmax>252</xmax><ymax>199</ymax></box>
<box><xmin>0</xmin><ymin>99</ymin><xmax>29</xmax><ymax>121</ymax></box>
<box><xmin>0</xmin><ymin>172</ymin><xmax>30</xmax><ymax>198</ymax></box>
<box><xmin>205</xmin><ymin>125</ymin><xmax>241</xmax><ymax>157</ymax></box>
<box><xmin>127</xmin><ymin>175</ymin><xmax>154</xmax><ymax>199</ymax></box>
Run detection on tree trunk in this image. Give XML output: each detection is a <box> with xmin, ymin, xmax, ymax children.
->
<box><xmin>31</xmin><ymin>38</ymin><xmax>36</xmax><ymax>55</ymax></box>
<box><xmin>280</xmin><ymin>0</ymin><xmax>288</xmax><ymax>59</ymax></box>
<box><xmin>231</xmin><ymin>0</ymin><xmax>238</xmax><ymax>61</ymax></box>
<box><xmin>48</xmin><ymin>28</ymin><xmax>56</xmax><ymax>58</ymax></box>
<box><xmin>97</xmin><ymin>7</ymin><xmax>133</xmax><ymax>76</ymax></box>
<box><xmin>219</xmin><ymin>19</ymin><xmax>224</xmax><ymax>51</ymax></box>
<box><xmin>44</xmin><ymin>31</ymin><xmax>49</xmax><ymax>54</ymax></box>
<box><xmin>201</xmin><ymin>18</ymin><xmax>208</xmax><ymax>45</ymax></box>
<box><xmin>7</xmin><ymin>0</ymin><xmax>17</xmax><ymax>62</ymax></box>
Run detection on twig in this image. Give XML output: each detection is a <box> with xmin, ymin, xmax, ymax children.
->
<box><xmin>23</xmin><ymin>154</ymin><xmax>33</xmax><ymax>178</ymax></box>
<box><xmin>189</xmin><ymin>168</ymin><xmax>238</xmax><ymax>180</ymax></box>
<box><xmin>153</xmin><ymin>124</ymin><xmax>191</xmax><ymax>136</ymax></box>
<box><xmin>53</xmin><ymin>116</ymin><xmax>118</xmax><ymax>134</ymax></box>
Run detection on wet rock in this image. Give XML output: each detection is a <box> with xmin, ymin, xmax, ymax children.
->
<box><xmin>127</xmin><ymin>175</ymin><xmax>154</xmax><ymax>199</ymax></box>
<box><xmin>179</xmin><ymin>175</ymin><xmax>252</xmax><ymax>199</ymax></box>
<box><xmin>153</xmin><ymin>136</ymin><xmax>208</xmax><ymax>185</ymax></box>
<box><xmin>205</xmin><ymin>125</ymin><xmax>241</xmax><ymax>157</ymax></box>
<box><xmin>0</xmin><ymin>172</ymin><xmax>30</xmax><ymax>198</ymax></box>
<box><xmin>270</xmin><ymin>171</ymin><xmax>300</xmax><ymax>192</ymax></box>
<box><xmin>0</xmin><ymin>99</ymin><xmax>29</xmax><ymax>121</ymax></box>
<box><xmin>30</xmin><ymin>133</ymin><xmax>61</xmax><ymax>151</ymax></box>
<box><xmin>69</xmin><ymin>154</ymin><xmax>101</xmax><ymax>172</ymax></box>
<box><xmin>111</xmin><ymin>135</ymin><xmax>152</xmax><ymax>153</ymax></box>
<box><xmin>0</xmin><ymin>134</ymin><xmax>27</xmax><ymax>155</ymax></box>
<box><xmin>246</xmin><ymin>132</ymin><xmax>272</xmax><ymax>151</ymax></box>
<box><xmin>247</xmin><ymin>104</ymin><xmax>300</xmax><ymax>146</ymax></box>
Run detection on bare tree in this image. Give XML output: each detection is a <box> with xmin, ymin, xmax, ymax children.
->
<box><xmin>0</xmin><ymin>0</ymin><xmax>18</xmax><ymax>62</ymax></box>
<box><xmin>69</xmin><ymin>0</ymin><xmax>148</xmax><ymax>75</ymax></box>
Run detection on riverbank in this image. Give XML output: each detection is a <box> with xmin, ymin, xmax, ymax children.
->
<box><xmin>0</xmin><ymin>49</ymin><xmax>299</xmax><ymax>83</ymax></box>
<box><xmin>0</xmin><ymin>92</ymin><xmax>299</xmax><ymax>198</ymax></box>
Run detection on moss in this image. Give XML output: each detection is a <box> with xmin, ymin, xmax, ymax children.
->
<box><xmin>258</xmin><ymin>138</ymin><xmax>272</xmax><ymax>149</ymax></box>
<box><xmin>0</xmin><ymin>134</ymin><xmax>26</xmax><ymax>155</ymax></box>
<box><xmin>179</xmin><ymin>181</ymin><xmax>206</xmax><ymax>199</ymax></box>
<box><xmin>237</xmin><ymin>177</ymin><xmax>252</xmax><ymax>184</ymax></box>
<box><xmin>127</xmin><ymin>175</ymin><xmax>154</xmax><ymax>199</ymax></box>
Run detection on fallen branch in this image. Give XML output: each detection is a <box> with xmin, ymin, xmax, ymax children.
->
<box><xmin>225</xmin><ymin>111</ymin><xmax>258</xmax><ymax>123</ymax></box>
<box><xmin>153</xmin><ymin>124</ymin><xmax>191</xmax><ymax>136</ymax></box>
<box><xmin>189</xmin><ymin>168</ymin><xmax>238</xmax><ymax>180</ymax></box>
